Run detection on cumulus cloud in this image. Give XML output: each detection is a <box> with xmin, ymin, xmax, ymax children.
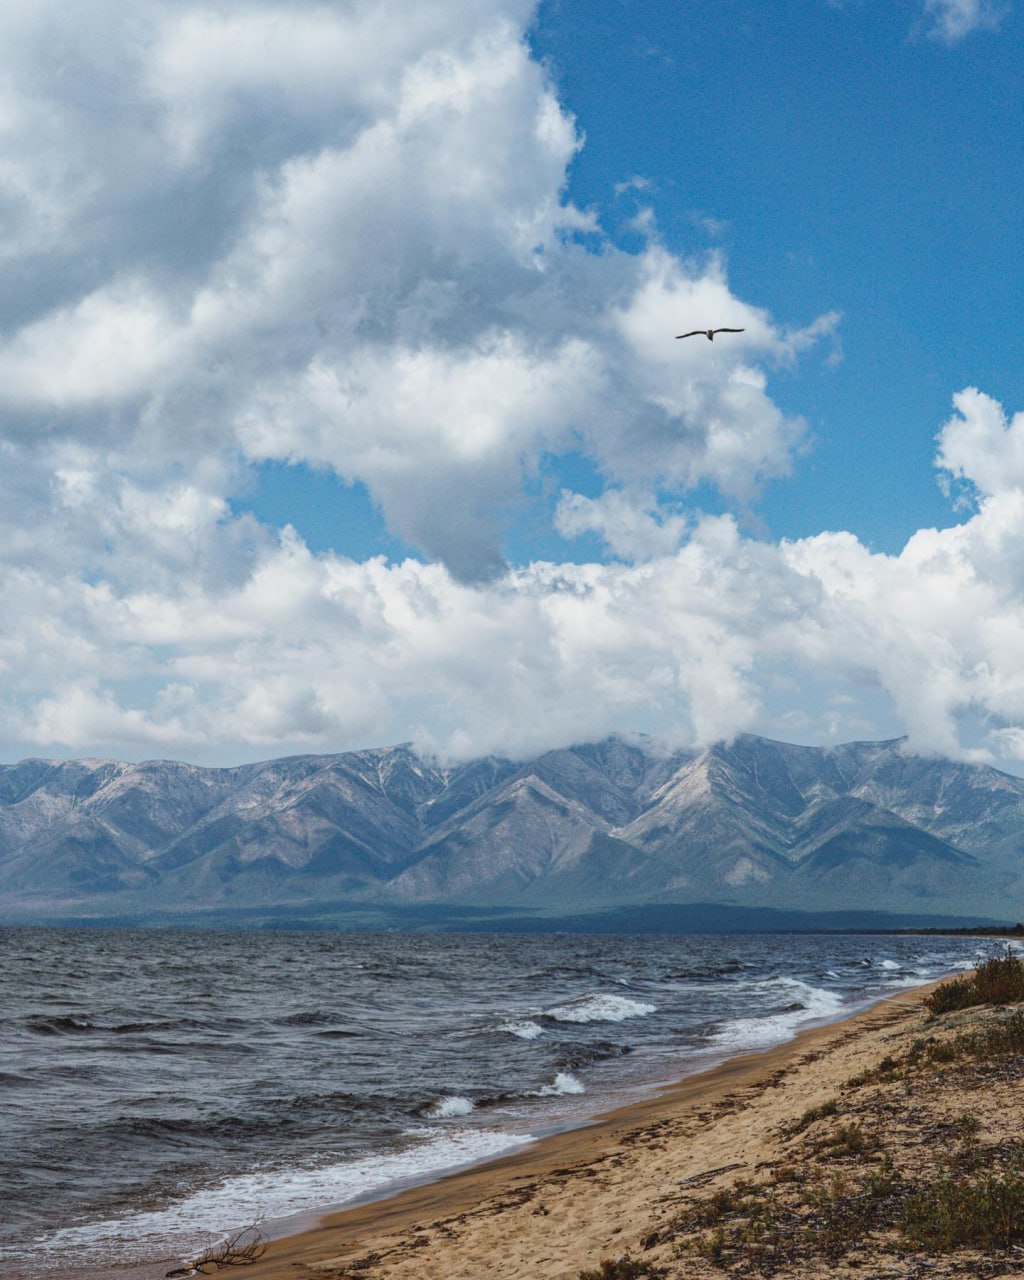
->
<box><xmin>935</xmin><ymin>387</ymin><xmax>1024</xmax><ymax>499</ymax></box>
<box><xmin>555</xmin><ymin>489</ymin><xmax>689</xmax><ymax>560</ymax></box>
<box><xmin>0</xmin><ymin>0</ymin><xmax>832</xmax><ymax>582</ymax></box>
<box><xmin>923</xmin><ymin>0</ymin><xmax>1010</xmax><ymax>42</ymax></box>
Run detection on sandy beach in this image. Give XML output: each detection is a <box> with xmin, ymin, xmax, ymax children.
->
<box><xmin>160</xmin><ymin>973</ymin><xmax>1024</xmax><ymax>1280</ymax></box>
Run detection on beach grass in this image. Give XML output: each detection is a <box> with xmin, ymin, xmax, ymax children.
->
<box><xmin>638</xmin><ymin>960</ymin><xmax>1024</xmax><ymax>1276</ymax></box>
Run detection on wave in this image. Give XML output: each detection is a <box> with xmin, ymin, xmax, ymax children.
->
<box><xmin>543</xmin><ymin>994</ymin><xmax>656</xmax><ymax>1024</ymax></box>
<box><xmin>532</xmin><ymin>1072</ymin><xmax>585</xmax><ymax>1097</ymax></box>
<box><xmin>78</xmin><ymin>1090</ymin><xmax>392</xmax><ymax>1153</ymax></box>
<box><xmin>420</xmin><ymin>1095</ymin><xmax>475</xmax><ymax>1119</ymax></box>
<box><xmin>708</xmin><ymin>977</ymin><xmax>845</xmax><ymax>1053</ymax></box>
<box><xmin>22</xmin><ymin>1012</ymin><xmax>258</xmax><ymax>1039</ymax></box>
<box><xmin>275</xmin><ymin>1010</ymin><xmax>343</xmax><ymax>1027</ymax></box>
<box><xmin>662</xmin><ymin>960</ymin><xmax>746</xmax><ymax>981</ymax></box>
<box><xmin>110</xmin><ymin>1019</ymin><xmax>201</xmax><ymax>1035</ymax></box>
<box><xmin>498</xmin><ymin>1019</ymin><xmax>543</xmax><ymax>1040</ymax></box>
<box><xmin>23</xmin><ymin>1015</ymin><xmax>97</xmax><ymax>1035</ymax></box>
<box><xmin>10</xmin><ymin>1128</ymin><xmax>534</xmax><ymax>1268</ymax></box>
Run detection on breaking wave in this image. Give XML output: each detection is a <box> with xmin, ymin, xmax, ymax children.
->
<box><xmin>421</xmin><ymin>1095</ymin><xmax>475</xmax><ymax>1119</ymax></box>
<box><xmin>533</xmin><ymin>1072</ymin><xmax>585</xmax><ymax>1097</ymax></box>
<box><xmin>544</xmin><ymin>994</ymin><xmax>656</xmax><ymax>1024</ymax></box>
<box><xmin>499</xmin><ymin>1019</ymin><xmax>544</xmax><ymax>1040</ymax></box>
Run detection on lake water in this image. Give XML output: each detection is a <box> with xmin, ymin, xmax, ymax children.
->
<box><xmin>0</xmin><ymin>926</ymin><xmax>999</xmax><ymax>1278</ymax></box>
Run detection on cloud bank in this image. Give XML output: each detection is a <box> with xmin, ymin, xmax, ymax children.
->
<box><xmin>1</xmin><ymin>1</ymin><xmax>1022</xmax><ymax>770</ymax></box>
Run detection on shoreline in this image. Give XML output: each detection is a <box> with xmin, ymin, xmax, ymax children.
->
<box><xmin>212</xmin><ymin>979</ymin><xmax>950</xmax><ymax>1280</ymax></box>
<box><xmin>246</xmin><ymin>985</ymin><xmax>909</xmax><ymax>1232</ymax></box>
<box><xmin>8</xmin><ymin>933</ymin><xmax>998</xmax><ymax>1280</ymax></box>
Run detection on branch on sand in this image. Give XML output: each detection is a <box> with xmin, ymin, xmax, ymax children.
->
<box><xmin>166</xmin><ymin>1224</ymin><xmax>268</xmax><ymax>1276</ymax></box>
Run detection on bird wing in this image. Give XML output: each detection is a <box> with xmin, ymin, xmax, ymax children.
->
<box><xmin>711</xmin><ymin>327</ymin><xmax>745</xmax><ymax>334</ymax></box>
<box><xmin>675</xmin><ymin>330</ymin><xmax>704</xmax><ymax>339</ymax></box>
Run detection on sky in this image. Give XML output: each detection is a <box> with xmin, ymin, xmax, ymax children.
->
<box><xmin>1</xmin><ymin>0</ymin><xmax>1023</xmax><ymax>770</ymax></box>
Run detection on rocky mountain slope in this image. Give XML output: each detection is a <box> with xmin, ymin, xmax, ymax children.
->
<box><xmin>1</xmin><ymin>735</ymin><xmax>1022</xmax><ymax>919</ymax></box>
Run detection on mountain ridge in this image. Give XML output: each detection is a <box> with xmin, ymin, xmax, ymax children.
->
<box><xmin>1</xmin><ymin>734</ymin><xmax>1022</xmax><ymax>920</ymax></box>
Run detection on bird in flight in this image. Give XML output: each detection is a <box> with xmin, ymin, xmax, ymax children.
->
<box><xmin>675</xmin><ymin>327</ymin><xmax>745</xmax><ymax>341</ymax></box>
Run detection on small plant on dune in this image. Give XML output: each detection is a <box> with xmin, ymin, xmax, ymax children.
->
<box><xmin>577</xmin><ymin>1257</ymin><xmax>666</xmax><ymax>1280</ymax></box>
<box><xmin>920</xmin><ymin>1009</ymin><xmax>1024</xmax><ymax>1065</ymax></box>
<box><xmin>956</xmin><ymin>1112</ymin><xmax>983</xmax><ymax>1144</ymax></box>
<box><xmin>782</xmin><ymin>1097</ymin><xmax>839</xmax><ymax>1136</ymax></box>
<box><xmin>900</xmin><ymin>1157</ymin><xmax>1024</xmax><ymax>1251</ymax></box>
<box><xmin>974</xmin><ymin>950</ymin><xmax>1024</xmax><ymax>1004</ymax></box>
<box><xmin>819</xmin><ymin>1121</ymin><xmax>879</xmax><ymax>1157</ymax></box>
<box><xmin>804</xmin><ymin>1172</ymin><xmax>883</xmax><ymax>1259</ymax></box>
<box><xmin>854</xmin><ymin>1007</ymin><xmax>1024</xmax><ymax>1085</ymax></box>
<box><xmin>675</xmin><ymin>1161</ymin><xmax>909</xmax><ymax>1271</ymax></box>
<box><xmin>847</xmin><ymin>1050</ymin><xmax>907</xmax><ymax>1088</ymax></box>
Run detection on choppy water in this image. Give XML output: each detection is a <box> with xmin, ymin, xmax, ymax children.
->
<box><xmin>0</xmin><ymin>927</ymin><xmax>1000</xmax><ymax>1277</ymax></box>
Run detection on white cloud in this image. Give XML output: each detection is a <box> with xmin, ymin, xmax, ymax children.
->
<box><xmin>0</xmin><ymin>0</ymin><xmax>833</xmax><ymax>584</ymax></box>
<box><xmin>4</xmin><ymin>386</ymin><xmax>1024</xmax><ymax>769</ymax></box>
<box><xmin>923</xmin><ymin>0</ymin><xmax>1010</xmax><ymax>42</ymax></box>
<box><xmin>0</xmin><ymin>429</ymin><xmax>1020</xmax><ymax>771</ymax></box>
<box><xmin>935</xmin><ymin>387</ymin><xmax>1024</xmax><ymax>499</ymax></box>
<box><xmin>555</xmin><ymin>489</ymin><xmax>689</xmax><ymax>560</ymax></box>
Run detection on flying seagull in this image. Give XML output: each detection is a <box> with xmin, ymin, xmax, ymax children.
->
<box><xmin>675</xmin><ymin>327</ymin><xmax>745</xmax><ymax>341</ymax></box>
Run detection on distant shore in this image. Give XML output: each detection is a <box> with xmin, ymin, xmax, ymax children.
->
<box><xmin>137</xmin><ymin>970</ymin><xmax>1017</xmax><ymax>1280</ymax></box>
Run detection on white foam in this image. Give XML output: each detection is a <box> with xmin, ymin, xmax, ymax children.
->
<box><xmin>544</xmin><ymin>993</ymin><xmax>656</xmax><ymax>1024</ymax></box>
<box><xmin>710</xmin><ymin>978</ymin><xmax>844</xmax><ymax>1052</ymax></box>
<box><xmin>500</xmin><ymin>1019</ymin><xmax>544</xmax><ymax>1040</ymax></box>
<box><xmin>8</xmin><ymin>1127</ymin><xmax>532</xmax><ymax>1268</ymax></box>
<box><xmin>533</xmin><ymin>1072</ymin><xmax>585</xmax><ymax>1097</ymax></box>
<box><xmin>879</xmin><ymin>959</ymin><xmax>900</xmax><ymax>971</ymax></box>
<box><xmin>423</xmin><ymin>1095</ymin><xmax>475</xmax><ymax>1118</ymax></box>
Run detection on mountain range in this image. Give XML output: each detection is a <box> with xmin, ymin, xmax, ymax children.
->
<box><xmin>1</xmin><ymin>734</ymin><xmax>1023</xmax><ymax>923</ymax></box>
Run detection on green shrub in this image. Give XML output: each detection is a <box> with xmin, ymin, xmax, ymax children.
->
<box><xmin>901</xmin><ymin>1159</ymin><xmax>1024</xmax><ymax>1250</ymax></box>
<box><xmin>955</xmin><ymin>1113</ymin><xmax>983</xmax><ymax>1145</ymax></box>
<box><xmin>577</xmin><ymin>1258</ymin><xmax>666</xmax><ymax>1280</ymax></box>
<box><xmin>821</xmin><ymin>1122</ymin><xmax>878</xmax><ymax>1156</ymax></box>
<box><xmin>926</xmin><ymin>974</ymin><xmax>977</xmax><ymax>1015</ymax></box>
<box><xmin>974</xmin><ymin>951</ymin><xmax>1024</xmax><ymax>1004</ymax></box>
<box><xmin>926</xmin><ymin>951</ymin><xmax>1024</xmax><ymax>1015</ymax></box>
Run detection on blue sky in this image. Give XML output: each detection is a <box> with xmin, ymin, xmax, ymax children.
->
<box><xmin>1</xmin><ymin>0</ymin><xmax>1023</xmax><ymax>768</ymax></box>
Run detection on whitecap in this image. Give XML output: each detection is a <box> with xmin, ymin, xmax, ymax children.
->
<box><xmin>709</xmin><ymin>977</ymin><xmax>844</xmax><ymax>1053</ymax></box>
<box><xmin>544</xmin><ymin>994</ymin><xmax>656</xmax><ymax>1024</ymax></box>
<box><xmin>533</xmin><ymin>1071</ymin><xmax>585</xmax><ymax>1097</ymax></box>
<box><xmin>499</xmin><ymin>1019</ymin><xmax>543</xmax><ymax>1040</ymax></box>
<box><xmin>422</xmin><ymin>1095</ymin><xmax>475</xmax><ymax>1119</ymax></box>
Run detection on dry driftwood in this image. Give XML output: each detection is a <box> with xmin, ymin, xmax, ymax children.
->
<box><xmin>166</xmin><ymin>1224</ymin><xmax>268</xmax><ymax>1275</ymax></box>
